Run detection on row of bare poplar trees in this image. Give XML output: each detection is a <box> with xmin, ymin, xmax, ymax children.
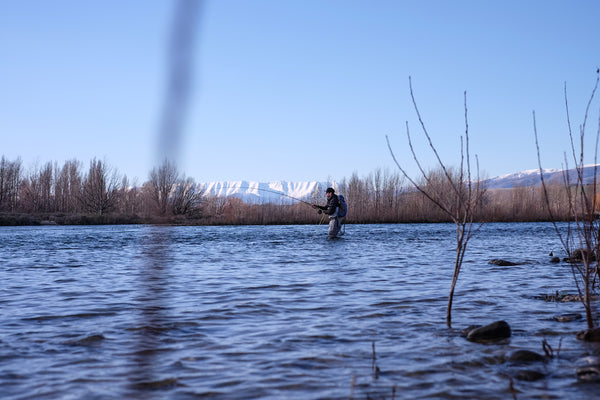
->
<box><xmin>0</xmin><ymin>156</ymin><xmax>203</xmax><ymax>223</ymax></box>
<box><xmin>0</xmin><ymin>155</ymin><xmax>575</xmax><ymax>225</ymax></box>
<box><xmin>203</xmin><ymin>169</ymin><xmax>576</xmax><ymax>225</ymax></box>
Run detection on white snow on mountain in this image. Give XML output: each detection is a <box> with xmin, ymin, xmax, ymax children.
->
<box><xmin>198</xmin><ymin>181</ymin><xmax>331</xmax><ymax>203</ymax></box>
<box><xmin>198</xmin><ymin>165</ymin><xmax>600</xmax><ymax>203</ymax></box>
<box><xmin>484</xmin><ymin>164</ymin><xmax>600</xmax><ymax>189</ymax></box>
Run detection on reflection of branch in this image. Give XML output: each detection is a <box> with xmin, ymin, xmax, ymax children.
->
<box><xmin>130</xmin><ymin>228</ymin><xmax>172</xmax><ymax>390</ymax></box>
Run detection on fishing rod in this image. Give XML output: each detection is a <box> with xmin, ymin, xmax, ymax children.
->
<box><xmin>207</xmin><ymin>183</ymin><xmax>346</xmax><ymax>234</ymax></box>
<box><xmin>250</xmin><ymin>186</ymin><xmax>334</xmax><ymax>222</ymax></box>
<box><xmin>253</xmin><ymin>186</ymin><xmax>315</xmax><ymax>207</ymax></box>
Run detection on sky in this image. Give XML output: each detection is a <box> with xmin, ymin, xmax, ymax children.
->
<box><xmin>2</xmin><ymin>0</ymin><xmax>600</xmax><ymax>185</ymax></box>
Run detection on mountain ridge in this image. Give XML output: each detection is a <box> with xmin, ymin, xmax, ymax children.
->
<box><xmin>198</xmin><ymin>165</ymin><xmax>600</xmax><ymax>202</ymax></box>
<box><xmin>198</xmin><ymin>181</ymin><xmax>330</xmax><ymax>203</ymax></box>
<box><xmin>484</xmin><ymin>164</ymin><xmax>600</xmax><ymax>189</ymax></box>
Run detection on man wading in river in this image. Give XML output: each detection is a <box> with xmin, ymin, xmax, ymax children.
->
<box><xmin>312</xmin><ymin>187</ymin><xmax>341</xmax><ymax>239</ymax></box>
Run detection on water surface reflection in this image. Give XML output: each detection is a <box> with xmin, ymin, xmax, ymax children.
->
<box><xmin>0</xmin><ymin>223</ymin><xmax>598</xmax><ymax>399</ymax></box>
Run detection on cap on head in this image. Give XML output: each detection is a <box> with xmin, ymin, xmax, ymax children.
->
<box><xmin>326</xmin><ymin>187</ymin><xmax>335</xmax><ymax>194</ymax></box>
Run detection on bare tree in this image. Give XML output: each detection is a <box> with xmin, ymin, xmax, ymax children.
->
<box><xmin>55</xmin><ymin>160</ymin><xmax>82</xmax><ymax>213</ymax></box>
<box><xmin>117</xmin><ymin>176</ymin><xmax>143</xmax><ymax>215</ymax></box>
<box><xmin>0</xmin><ymin>156</ymin><xmax>22</xmax><ymax>212</ymax></box>
<box><xmin>370</xmin><ymin>168</ymin><xmax>383</xmax><ymax>218</ymax></box>
<box><xmin>535</xmin><ymin>72</ymin><xmax>600</xmax><ymax>329</ymax></box>
<box><xmin>171</xmin><ymin>176</ymin><xmax>204</xmax><ymax>216</ymax></box>
<box><xmin>39</xmin><ymin>162</ymin><xmax>54</xmax><ymax>212</ymax></box>
<box><xmin>149</xmin><ymin>159</ymin><xmax>180</xmax><ymax>215</ymax></box>
<box><xmin>387</xmin><ymin>77</ymin><xmax>486</xmax><ymax>328</ymax></box>
<box><xmin>346</xmin><ymin>172</ymin><xmax>369</xmax><ymax>222</ymax></box>
<box><xmin>139</xmin><ymin>181</ymin><xmax>158</xmax><ymax>216</ymax></box>
<box><xmin>80</xmin><ymin>158</ymin><xmax>121</xmax><ymax>215</ymax></box>
<box><xmin>382</xmin><ymin>169</ymin><xmax>404</xmax><ymax>221</ymax></box>
<box><xmin>20</xmin><ymin>161</ymin><xmax>54</xmax><ymax>213</ymax></box>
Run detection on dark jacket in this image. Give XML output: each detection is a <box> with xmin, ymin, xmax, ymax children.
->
<box><xmin>317</xmin><ymin>194</ymin><xmax>339</xmax><ymax>216</ymax></box>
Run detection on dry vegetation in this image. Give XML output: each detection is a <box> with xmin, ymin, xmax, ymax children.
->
<box><xmin>0</xmin><ymin>154</ymin><xmax>579</xmax><ymax>226</ymax></box>
<box><xmin>534</xmin><ymin>72</ymin><xmax>600</xmax><ymax>330</ymax></box>
<box><xmin>386</xmin><ymin>78</ymin><xmax>485</xmax><ymax>328</ymax></box>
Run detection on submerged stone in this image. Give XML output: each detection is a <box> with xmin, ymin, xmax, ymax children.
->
<box><xmin>64</xmin><ymin>334</ymin><xmax>105</xmax><ymax>346</ymax></box>
<box><xmin>560</xmin><ymin>294</ymin><xmax>584</xmax><ymax>302</ymax></box>
<box><xmin>489</xmin><ymin>259</ymin><xmax>518</xmax><ymax>266</ymax></box>
<box><xmin>508</xmin><ymin>350</ymin><xmax>546</xmax><ymax>363</ymax></box>
<box><xmin>576</xmin><ymin>365</ymin><xmax>600</xmax><ymax>382</ymax></box>
<box><xmin>466</xmin><ymin>320</ymin><xmax>511</xmax><ymax>343</ymax></box>
<box><xmin>460</xmin><ymin>325</ymin><xmax>481</xmax><ymax>337</ymax></box>
<box><xmin>576</xmin><ymin>356</ymin><xmax>600</xmax><ymax>382</ymax></box>
<box><xmin>564</xmin><ymin>248</ymin><xmax>597</xmax><ymax>263</ymax></box>
<box><xmin>577</xmin><ymin>327</ymin><xmax>600</xmax><ymax>342</ymax></box>
<box><xmin>553</xmin><ymin>313</ymin><xmax>582</xmax><ymax>322</ymax></box>
<box><xmin>515</xmin><ymin>369</ymin><xmax>546</xmax><ymax>381</ymax></box>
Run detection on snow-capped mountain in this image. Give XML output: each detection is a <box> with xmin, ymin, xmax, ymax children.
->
<box><xmin>199</xmin><ymin>181</ymin><xmax>331</xmax><ymax>203</ymax></box>
<box><xmin>198</xmin><ymin>165</ymin><xmax>600</xmax><ymax>203</ymax></box>
<box><xmin>484</xmin><ymin>165</ymin><xmax>600</xmax><ymax>189</ymax></box>
<box><xmin>483</xmin><ymin>168</ymin><xmax>558</xmax><ymax>189</ymax></box>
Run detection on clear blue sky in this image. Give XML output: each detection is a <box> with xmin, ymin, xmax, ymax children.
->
<box><xmin>2</xmin><ymin>0</ymin><xmax>599</xmax><ymax>184</ymax></box>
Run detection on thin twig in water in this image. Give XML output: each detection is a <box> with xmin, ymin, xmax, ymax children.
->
<box><xmin>534</xmin><ymin>72</ymin><xmax>600</xmax><ymax>329</ymax></box>
<box><xmin>542</xmin><ymin>337</ymin><xmax>553</xmax><ymax>358</ymax></box>
<box><xmin>386</xmin><ymin>78</ymin><xmax>486</xmax><ymax>327</ymax></box>
<box><xmin>371</xmin><ymin>341</ymin><xmax>376</xmax><ymax>370</ymax></box>
<box><xmin>509</xmin><ymin>376</ymin><xmax>518</xmax><ymax>400</ymax></box>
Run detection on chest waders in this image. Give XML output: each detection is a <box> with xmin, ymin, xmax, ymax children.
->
<box><xmin>327</xmin><ymin>208</ymin><xmax>342</xmax><ymax>238</ymax></box>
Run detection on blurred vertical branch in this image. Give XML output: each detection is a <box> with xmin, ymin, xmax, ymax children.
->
<box><xmin>158</xmin><ymin>0</ymin><xmax>203</xmax><ymax>163</ymax></box>
<box><xmin>386</xmin><ymin>77</ymin><xmax>486</xmax><ymax>328</ymax></box>
<box><xmin>131</xmin><ymin>0</ymin><xmax>203</xmax><ymax>391</ymax></box>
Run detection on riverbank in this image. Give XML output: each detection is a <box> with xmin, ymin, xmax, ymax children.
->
<box><xmin>0</xmin><ymin>211</ymin><xmax>565</xmax><ymax>227</ymax></box>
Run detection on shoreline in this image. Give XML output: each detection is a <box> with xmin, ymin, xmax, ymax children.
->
<box><xmin>0</xmin><ymin>211</ymin><xmax>568</xmax><ymax>227</ymax></box>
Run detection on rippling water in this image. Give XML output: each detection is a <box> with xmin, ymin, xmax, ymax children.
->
<box><xmin>1</xmin><ymin>223</ymin><xmax>599</xmax><ymax>399</ymax></box>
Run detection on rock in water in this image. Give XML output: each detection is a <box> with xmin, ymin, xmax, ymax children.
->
<box><xmin>576</xmin><ymin>356</ymin><xmax>600</xmax><ymax>382</ymax></box>
<box><xmin>553</xmin><ymin>313</ymin><xmax>582</xmax><ymax>322</ymax></box>
<box><xmin>515</xmin><ymin>369</ymin><xmax>546</xmax><ymax>381</ymax></box>
<box><xmin>577</xmin><ymin>327</ymin><xmax>600</xmax><ymax>342</ymax></box>
<box><xmin>577</xmin><ymin>366</ymin><xmax>600</xmax><ymax>382</ymax></box>
<box><xmin>508</xmin><ymin>350</ymin><xmax>546</xmax><ymax>363</ymax></box>
<box><xmin>489</xmin><ymin>259</ymin><xmax>519</xmax><ymax>266</ymax></box>
<box><xmin>564</xmin><ymin>248</ymin><xmax>596</xmax><ymax>263</ymax></box>
<box><xmin>466</xmin><ymin>320</ymin><xmax>511</xmax><ymax>342</ymax></box>
<box><xmin>460</xmin><ymin>325</ymin><xmax>481</xmax><ymax>337</ymax></box>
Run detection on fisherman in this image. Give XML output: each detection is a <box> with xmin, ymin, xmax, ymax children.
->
<box><xmin>312</xmin><ymin>187</ymin><xmax>341</xmax><ymax>238</ymax></box>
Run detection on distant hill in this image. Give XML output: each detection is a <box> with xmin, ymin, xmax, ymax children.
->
<box><xmin>198</xmin><ymin>181</ymin><xmax>329</xmax><ymax>203</ymax></box>
<box><xmin>197</xmin><ymin>166</ymin><xmax>600</xmax><ymax>203</ymax></box>
<box><xmin>483</xmin><ymin>165</ymin><xmax>600</xmax><ymax>189</ymax></box>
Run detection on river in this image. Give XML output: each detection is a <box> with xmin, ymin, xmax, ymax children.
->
<box><xmin>1</xmin><ymin>223</ymin><xmax>599</xmax><ymax>399</ymax></box>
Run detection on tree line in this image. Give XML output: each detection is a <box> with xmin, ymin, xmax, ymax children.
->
<box><xmin>0</xmin><ymin>156</ymin><xmax>203</xmax><ymax>225</ymax></box>
<box><xmin>0</xmin><ymin>155</ymin><xmax>575</xmax><ymax>226</ymax></box>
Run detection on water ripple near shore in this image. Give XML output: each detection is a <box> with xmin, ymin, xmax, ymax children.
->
<box><xmin>0</xmin><ymin>223</ymin><xmax>598</xmax><ymax>399</ymax></box>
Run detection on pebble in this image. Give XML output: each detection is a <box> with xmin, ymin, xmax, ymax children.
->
<box><xmin>553</xmin><ymin>313</ymin><xmax>582</xmax><ymax>322</ymax></box>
